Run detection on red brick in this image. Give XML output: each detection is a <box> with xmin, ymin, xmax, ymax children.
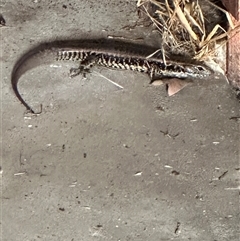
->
<box><xmin>221</xmin><ymin>0</ymin><xmax>239</xmax><ymax>20</ymax></box>
<box><xmin>221</xmin><ymin>0</ymin><xmax>240</xmax><ymax>89</ymax></box>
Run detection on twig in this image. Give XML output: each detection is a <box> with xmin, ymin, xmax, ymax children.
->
<box><xmin>92</xmin><ymin>71</ymin><xmax>124</xmax><ymax>89</ymax></box>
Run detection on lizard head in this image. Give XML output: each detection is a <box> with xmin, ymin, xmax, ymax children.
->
<box><xmin>184</xmin><ymin>65</ymin><xmax>212</xmax><ymax>78</ymax></box>
<box><xmin>154</xmin><ymin>62</ymin><xmax>212</xmax><ymax>80</ymax></box>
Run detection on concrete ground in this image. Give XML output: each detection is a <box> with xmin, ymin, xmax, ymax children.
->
<box><xmin>1</xmin><ymin>1</ymin><xmax>239</xmax><ymax>240</ymax></box>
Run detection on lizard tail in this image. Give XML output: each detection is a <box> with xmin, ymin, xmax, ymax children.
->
<box><xmin>11</xmin><ymin>43</ymin><xmax>57</xmax><ymax>113</ymax></box>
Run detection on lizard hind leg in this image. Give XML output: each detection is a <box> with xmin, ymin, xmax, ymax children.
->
<box><xmin>69</xmin><ymin>65</ymin><xmax>90</xmax><ymax>78</ymax></box>
<box><xmin>69</xmin><ymin>54</ymin><xmax>98</xmax><ymax>78</ymax></box>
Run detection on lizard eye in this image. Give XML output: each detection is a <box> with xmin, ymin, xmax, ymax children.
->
<box><xmin>196</xmin><ymin>66</ymin><xmax>205</xmax><ymax>71</ymax></box>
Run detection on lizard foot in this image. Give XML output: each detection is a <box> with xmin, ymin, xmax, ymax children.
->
<box><xmin>69</xmin><ymin>66</ymin><xmax>91</xmax><ymax>78</ymax></box>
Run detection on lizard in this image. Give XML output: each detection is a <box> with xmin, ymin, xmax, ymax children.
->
<box><xmin>11</xmin><ymin>39</ymin><xmax>211</xmax><ymax>114</ymax></box>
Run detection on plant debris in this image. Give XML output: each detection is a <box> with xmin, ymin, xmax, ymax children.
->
<box><xmin>137</xmin><ymin>0</ymin><xmax>240</xmax><ymax>64</ymax></box>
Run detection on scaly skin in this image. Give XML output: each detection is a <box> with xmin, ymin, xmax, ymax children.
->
<box><xmin>11</xmin><ymin>40</ymin><xmax>211</xmax><ymax>113</ymax></box>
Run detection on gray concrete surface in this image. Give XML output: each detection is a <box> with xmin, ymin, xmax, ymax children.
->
<box><xmin>1</xmin><ymin>1</ymin><xmax>239</xmax><ymax>240</ymax></box>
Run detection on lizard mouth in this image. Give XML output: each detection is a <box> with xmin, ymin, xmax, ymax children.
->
<box><xmin>185</xmin><ymin>65</ymin><xmax>211</xmax><ymax>78</ymax></box>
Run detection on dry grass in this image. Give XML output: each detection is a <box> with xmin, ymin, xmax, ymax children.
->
<box><xmin>137</xmin><ymin>0</ymin><xmax>240</xmax><ymax>62</ymax></box>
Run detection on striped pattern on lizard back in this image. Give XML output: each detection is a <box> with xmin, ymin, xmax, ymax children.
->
<box><xmin>56</xmin><ymin>49</ymin><xmax>187</xmax><ymax>79</ymax></box>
